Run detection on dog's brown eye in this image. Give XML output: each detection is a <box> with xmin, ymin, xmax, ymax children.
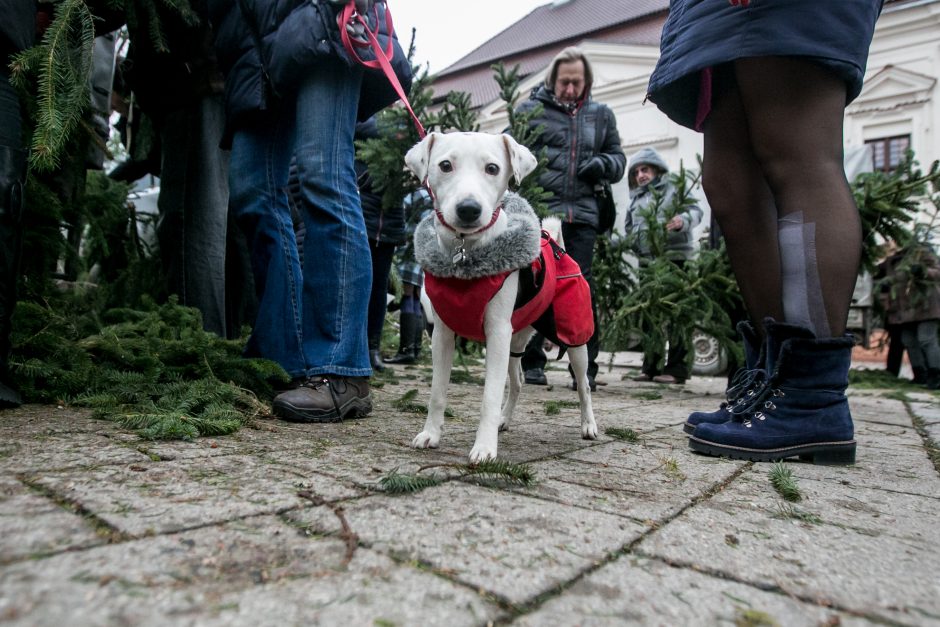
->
<box><xmin>485</xmin><ymin>163</ymin><xmax>500</xmax><ymax>176</ymax></box>
<box><xmin>439</xmin><ymin>160</ymin><xmax>453</xmax><ymax>173</ymax></box>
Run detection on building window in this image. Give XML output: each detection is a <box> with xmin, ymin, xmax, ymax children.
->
<box><xmin>865</xmin><ymin>135</ymin><xmax>911</xmax><ymax>172</ymax></box>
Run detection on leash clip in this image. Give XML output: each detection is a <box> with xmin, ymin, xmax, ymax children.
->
<box><xmin>452</xmin><ymin>235</ymin><xmax>467</xmax><ymax>265</ymax></box>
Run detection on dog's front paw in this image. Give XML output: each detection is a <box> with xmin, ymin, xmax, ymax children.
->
<box><xmin>411</xmin><ymin>430</ymin><xmax>441</xmax><ymax>449</ymax></box>
<box><xmin>581</xmin><ymin>420</ymin><xmax>599</xmax><ymax>440</ymax></box>
<box><xmin>468</xmin><ymin>443</ymin><xmax>497</xmax><ymax>464</ymax></box>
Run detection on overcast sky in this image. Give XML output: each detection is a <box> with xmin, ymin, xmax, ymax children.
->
<box><xmin>389</xmin><ymin>0</ymin><xmax>549</xmax><ymax>73</ymax></box>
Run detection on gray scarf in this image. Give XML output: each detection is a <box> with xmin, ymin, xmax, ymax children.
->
<box><xmin>414</xmin><ymin>192</ymin><xmax>542</xmax><ymax>279</ymax></box>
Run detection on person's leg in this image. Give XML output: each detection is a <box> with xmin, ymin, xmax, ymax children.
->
<box><xmin>561</xmin><ymin>222</ymin><xmax>600</xmax><ymax>381</ymax></box>
<box><xmin>701</xmin><ymin>65</ymin><xmax>782</xmax><ymax>332</ymax></box>
<box><xmin>734</xmin><ymin>57</ymin><xmax>860</xmax><ymax>337</ymax></box>
<box><xmin>367</xmin><ymin>239</ymin><xmax>395</xmax><ymax>350</ymax></box>
<box><xmin>521</xmin><ymin>332</ymin><xmax>548</xmax><ymax>384</ymax></box>
<box><xmin>689</xmin><ymin>59</ymin><xmax>859</xmax><ymax>464</ymax></box>
<box><xmin>915</xmin><ymin>320</ymin><xmax>940</xmax><ymax>388</ymax></box>
<box><xmin>293</xmin><ymin>61</ymin><xmax>369</xmax><ymax>377</ymax></box>
<box><xmin>157</xmin><ymin>94</ymin><xmax>229</xmax><ymax>337</ymax></box>
<box><xmin>386</xmin><ymin>282</ymin><xmax>419</xmax><ymax>364</ymax></box>
<box><xmin>884</xmin><ymin>323</ymin><xmax>904</xmax><ymax>376</ymax></box>
<box><xmin>0</xmin><ymin>73</ymin><xmax>26</xmax><ymax>407</ymax></box>
<box><xmin>901</xmin><ymin>323</ymin><xmax>927</xmax><ymax>382</ymax></box>
<box><xmin>229</xmin><ymin>104</ymin><xmax>306</xmax><ymax>378</ymax></box>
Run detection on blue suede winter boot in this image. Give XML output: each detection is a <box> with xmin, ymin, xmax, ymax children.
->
<box><xmin>683</xmin><ymin>321</ymin><xmax>764</xmax><ymax>434</ymax></box>
<box><xmin>688</xmin><ymin>319</ymin><xmax>856</xmax><ymax>465</ymax></box>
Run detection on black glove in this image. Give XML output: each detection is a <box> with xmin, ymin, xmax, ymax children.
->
<box><xmin>577</xmin><ymin>156</ymin><xmax>605</xmax><ymax>182</ymax></box>
<box><xmin>910</xmin><ymin>263</ymin><xmax>926</xmax><ymax>278</ymax></box>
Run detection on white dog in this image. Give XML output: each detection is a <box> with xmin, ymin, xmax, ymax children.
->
<box><xmin>405</xmin><ymin>131</ymin><xmax>598</xmax><ymax>463</ymax></box>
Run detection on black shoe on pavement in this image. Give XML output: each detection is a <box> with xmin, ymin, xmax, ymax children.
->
<box><xmin>568</xmin><ymin>376</ymin><xmax>597</xmax><ymax>392</ymax></box>
<box><xmin>383</xmin><ymin>350</ymin><xmax>416</xmax><ymax>365</ymax></box>
<box><xmin>524</xmin><ymin>368</ymin><xmax>548</xmax><ymax>385</ymax></box>
<box><xmin>273</xmin><ymin>376</ymin><xmax>372</xmax><ymax>423</ymax></box>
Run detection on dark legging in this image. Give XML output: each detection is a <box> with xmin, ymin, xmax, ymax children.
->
<box><xmin>367</xmin><ymin>239</ymin><xmax>396</xmax><ymax>346</ymax></box>
<box><xmin>702</xmin><ymin>58</ymin><xmax>860</xmax><ymax>338</ymax></box>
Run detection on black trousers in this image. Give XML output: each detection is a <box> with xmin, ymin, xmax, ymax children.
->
<box><xmin>521</xmin><ymin>221</ymin><xmax>600</xmax><ymax>379</ymax></box>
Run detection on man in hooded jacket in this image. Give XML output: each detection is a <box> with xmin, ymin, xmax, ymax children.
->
<box><xmin>512</xmin><ymin>46</ymin><xmax>625</xmax><ymax>390</ymax></box>
<box><xmin>624</xmin><ymin>147</ymin><xmax>703</xmax><ymax>384</ymax></box>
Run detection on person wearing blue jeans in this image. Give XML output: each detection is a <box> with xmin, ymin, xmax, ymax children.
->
<box><xmin>210</xmin><ymin>0</ymin><xmax>411</xmax><ymax>422</ymax></box>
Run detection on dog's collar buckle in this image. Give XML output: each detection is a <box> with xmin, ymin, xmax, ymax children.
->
<box><xmin>452</xmin><ymin>235</ymin><xmax>467</xmax><ymax>265</ymax></box>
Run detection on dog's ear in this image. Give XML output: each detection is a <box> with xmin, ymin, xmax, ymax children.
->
<box><xmin>502</xmin><ymin>134</ymin><xmax>538</xmax><ymax>185</ymax></box>
<box><xmin>404</xmin><ymin>132</ymin><xmax>438</xmax><ymax>181</ymax></box>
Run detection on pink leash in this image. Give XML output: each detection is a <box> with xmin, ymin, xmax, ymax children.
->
<box><xmin>339</xmin><ymin>2</ymin><xmax>426</xmax><ymax>138</ymax></box>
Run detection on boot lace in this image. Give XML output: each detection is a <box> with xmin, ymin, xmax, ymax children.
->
<box><xmin>722</xmin><ymin>367</ymin><xmax>768</xmax><ymax>414</ymax></box>
<box><xmin>729</xmin><ymin>380</ymin><xmax>786</xmax><ymax>428</ymax></box>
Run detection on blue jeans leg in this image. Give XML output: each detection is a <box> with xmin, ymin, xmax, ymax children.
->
<box><xmin>294</xmin><ymin>62</ymin><xmax>371</xmax><ymax>377</ymax></box>
<box><xmin>229</xmin><ymin>108</ymin><xmax>306</xmax><ymax>377</ymax></box>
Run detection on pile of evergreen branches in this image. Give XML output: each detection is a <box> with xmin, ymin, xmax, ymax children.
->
<box><xmin>11</xmin><ymin>293</ymin><xmax>288</xmax><ymax>440</ymax></box>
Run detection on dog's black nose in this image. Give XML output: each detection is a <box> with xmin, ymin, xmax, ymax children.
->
<box><xmin>456</xmin><ymin>199</ymin><xmax>482</xmax><ymax>224</ymax></box>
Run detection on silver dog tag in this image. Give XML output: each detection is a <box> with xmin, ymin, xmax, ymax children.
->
<box><xmin>452</xmin><ymin>236</ymin><xmax>467</xmax><ymax>265</ymax></box>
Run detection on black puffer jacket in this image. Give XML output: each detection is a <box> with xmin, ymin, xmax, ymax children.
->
<box><xmin>1</xmin><ymin>0</ymin><xmax>35</xmax><ymax>67</ymax></box>
<box><xmin>355</xmin><ymin>117</ymin><xmax>405</xmax><ymax>245</ymax></box>
<box><xmin>208</xmin><ymin>0</ymin><xmax>412</xmax><ymax>129</ymax></box>
<box><xmin>514</xmin><ymin>84</ymin><xmax>625</xmax><ymax>230</ymax></box>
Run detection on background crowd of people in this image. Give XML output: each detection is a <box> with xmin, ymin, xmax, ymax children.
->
<box><xmin>6</xmin><ymin>0</ymin><xmax>940</xmax><ymax>464</ymax></box>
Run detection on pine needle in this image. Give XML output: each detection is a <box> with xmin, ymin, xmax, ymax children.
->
<box><xmin>379</xmin><ymin>469</ymin><xmax>443</xmax><ymax>494</ymax></box>
<box><xmin>459</xmin><ymin>459</ymin><xmax>535</xmax><ymax>487</ymax></box>
<box><xmin>769</xmin><ymin>461</ymin><xmax>802</xmax><ymax>502</ymax></box>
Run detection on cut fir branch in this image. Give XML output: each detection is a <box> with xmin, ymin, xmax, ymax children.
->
<box><xmin>11</xmin><ymin>0</ymin><xmax>96</xmax><ymax>172</ymax></box>
<box><xmin>601</xmin><ymin>163</ymin><xmax>744</xmax><ymax>373</ymax></box>
<box><xmin>12</xmin><ymin>0</ymin><xmax>202</xmax><ymax>171</ymax></box>
<box><xmin>493</xmin><ymin>62</ymin><xmax>553</xmax><ymax>216</ymax></box>
<box><xmin>855</xmin><ymin>152</ymin><xmax>940</xmax><ymax>271</ymax></box>
<box><xmin>10</xmin><ymin>295</ymin><xmax>288</xmax><ymax>440</ymax></box>
<box><xmin>379</xmin><ymin>459</ymin><xmax>536</xmax><ymax>494</ymax></box>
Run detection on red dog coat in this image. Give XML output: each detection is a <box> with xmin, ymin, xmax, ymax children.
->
<box><xmin>424</xmin><ymin>231</ymin><xmax>594</xmax><ymax>346</ymax></box>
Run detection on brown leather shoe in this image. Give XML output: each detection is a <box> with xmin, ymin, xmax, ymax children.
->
<box><xmin>273</xmin><ymin>376</ymin><xmax>372</xmax><ymax>423</ymax></box>
<box><xmin>632</xmin><ymin>373</ymin><xmax>653</xmax><ymax>382</ymax></box>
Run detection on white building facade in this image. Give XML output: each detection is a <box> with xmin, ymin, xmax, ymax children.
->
<box><xmin>472</xmin><ymin>0</ymin><xmax>940</xmax><ymax>237</ymax></box>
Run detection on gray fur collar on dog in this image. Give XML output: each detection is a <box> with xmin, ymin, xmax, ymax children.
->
<box><xmin>415</xmin><ymin>192</ymin><xmax>541</xmax><ymax>279</ymax></box>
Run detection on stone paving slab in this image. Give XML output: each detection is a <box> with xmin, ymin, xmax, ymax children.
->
<box><xmin>638</xmin><ymin>466</ymin><xmax>940</xmax><ymax>624</ymax></box>
<box><xmin>512</xmin><ymin>555</ymin><xmax>864</xmax><ymax>626</ymax></box>
<box><xmin>0</xmin><ymin>514</ymin><xmax>500</xmax><ymax>626</ymax></box>
<box><xmin>1</xmin><ymin>365</ymin><xmax>938</xmax><ymax>625</ymax></box>
<box><xmin>0</xmin><ymin>476</ymin><xmax>104</xmax><ymax>564</ymax></box>
<box><xmin>517</xmin><ymin>439</ymin><xmax>744</xmax><ymax>524</ymax></box>
<box><xmin>24</xmin><ymin>453</ymin><xmax>361</xmax><ymax>536</ymax></box>
<box><xmin>0</xmin><ymin>430</ymin><xmax>149</xmax><ymax>475</ymax></box>
<box><xmin>289</xmin><ymin>481</ymin><xmax>646</xmax><ymax>606</ymax></box>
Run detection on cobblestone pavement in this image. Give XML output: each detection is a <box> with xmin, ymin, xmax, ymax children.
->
<box><xmin>1</xmin><ymin>360</ymin><xmax>939</xmax><ymax>626</ymax></box>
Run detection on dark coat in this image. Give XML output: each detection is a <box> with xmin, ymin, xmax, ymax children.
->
<box><xmin>123</xmin><ymin>0</ymin><xmax>224</xmax><ymax>117</ymax></box>
<box><xmin>514</xmin><ymin>85</ymin><xmax>625</xmax><ymax>230</ymax></box>
<box><xmin>208</xmin><ymin>0</ymin><xmax>412</xmax><ymax>129</ymax></box>
<box><xmin>355</xmin><ymin>117</ymin><xmax>405</xmax><ymax>245</ymax></box>
<box><xmin>0</xmin><ymin>0</ymin><xmax>35</xmax><ymax>66</ymax></box>
<box><xmin>877</xmin><ymin>247</ymin><xmax>940</xmax><ymax>325</ymax></box>
<box><xmin>647</xmin><ymin>0</ymin><xmax>884</xmax><ymax>130</ymax></box>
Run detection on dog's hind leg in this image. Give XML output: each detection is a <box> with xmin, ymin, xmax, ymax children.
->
<box><xmin>567</xmin><ymin>344</ymin><xmax>598</xmax><ymax>440</ymax></box>
<box><xmin>500</xmin><ymin>327</ymin><xmax>535</xmax><ymax>433</ymax></box>
<box><xmin>412</xmin><ymin>318</ymin><xmax>456</xmax><ymax>449</ymax></box>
